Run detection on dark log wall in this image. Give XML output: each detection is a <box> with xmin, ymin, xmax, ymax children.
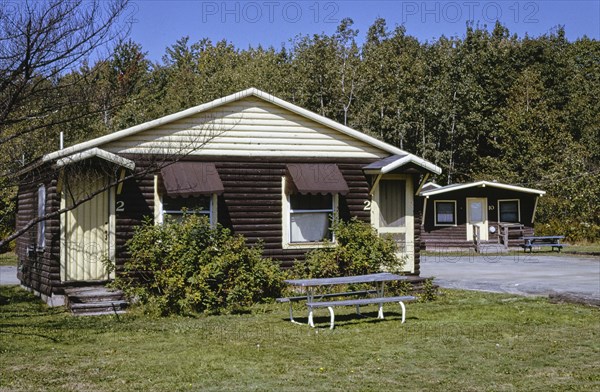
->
<box><xmin>421</xmin><ymin>188</ymin><xmax>538</xmax><ymax>249</ymax></box>
<box><xmin>16</xmin><ymin>156</ymin><xmax>427</xmax><ymax>296</ymax></box>
<box><xmin>413</xmin><ymin>178</ymin><xmax>423</xmax><ymax>276</ymax></box>
<box><xmin>114</xmin><ymin>167</ymin><xmax>154</xmax><ymax>275</ymax></box>
<box><xmin>16</xmin><ymin>165</ymin><xmax>60</xmax><ymax>296</ymax></box>
<box><xmin>115</xmin><ymin>157</ymin><xmax>375</xmax><ymax>270</ymax></box>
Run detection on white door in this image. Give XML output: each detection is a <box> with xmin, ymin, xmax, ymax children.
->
<box><xmin>466</xmin><ymin>198</ymin><xmax>488</xmax><ymax>241</ymax></box>
<box><xmin>371</xmin><ymin>176</ymin><xmax>414</xmax><ymax>273</ymax></box>
<box><xmin>61</xmin><ymin>173</ymin><xmax>115</xmax><ymax>282</ymax></box>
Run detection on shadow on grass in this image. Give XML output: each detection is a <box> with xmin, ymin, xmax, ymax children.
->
<box><xmin>286</xmin><ymin>310</ymin><xmax>418</xmax><ymax>328</ymax></box>
<box><xmin>0</xmin><ymin>329</ymin><xmax>60</xmax><ymax>342</ymax></box>
<box><xmin>0</xmin><ymin>285</ymin><xmax>41</xmax><ymax>304</ymax></box>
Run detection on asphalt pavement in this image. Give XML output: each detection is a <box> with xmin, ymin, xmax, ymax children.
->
<box><xmin>421</xmin><ymin>253</ymin><xmax>600</xmax><ymax>300</ymax></box>
<box><xmin>2</xmin><ymin>255</ymin><xmax>599</xmax><ymax>302</ymax></box>
<box><xmin>0</xmin><ymin>266</ymin><xmax>19</xmax><ymax>285</ymax></box>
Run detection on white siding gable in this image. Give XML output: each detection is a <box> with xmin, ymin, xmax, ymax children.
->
<box><xmin>101</xmin><ymin>97</ymin><xmax>389</xmax><ymax>159</ymax></box>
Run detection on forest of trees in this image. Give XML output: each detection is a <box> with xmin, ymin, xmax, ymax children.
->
<box><xmin>1</xmin><ymin>8</ymin><xmax>599</xmax><ymax>243</ymax></box>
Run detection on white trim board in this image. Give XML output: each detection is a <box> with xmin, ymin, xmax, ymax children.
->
<box><xmin>43</xmin><ymin>88</ymin><xmax>439</xmax><ymax>174</ymax></box>
<box><xmin>420</xmin><ymin>180</ymin><xmax>545</xmax><ymax>196</ymax></box>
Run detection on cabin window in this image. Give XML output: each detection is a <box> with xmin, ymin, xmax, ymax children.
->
<box><xmin>499</xmin><ymin>200</ymin><xmax>520</xmax><ymax>223</ymax></box>
<box><xmin>282</xmin><ymin>165</ymin><xmax>347</xmax><ymax>248</ymax></box>
<box><xmin>435</xmin><ymin>201</ymin><xmax>456</xmax><ymax>226</ymax></box>
<box><xmin>37</xmin><ymin>185</ymin><xmax>46</xmax><ymax>250</ymax></box>
<box><xmin>161</xmin><ymin>194</ymin><xmax>213</xmax><ymax>223</ymax></box>
<box><xmin>289</xmin><ymin>193</ymin><xmax>335</xmax><ymax>243</ymax></box>
<box><xmin>378</xmin><ymin>180</ymin><xmax>406</xmax><ymax>227</ymax></box>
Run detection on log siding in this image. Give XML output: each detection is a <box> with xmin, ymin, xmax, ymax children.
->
<box><xmin>115</xmin><ymin>157</ymin><xmax>376</xmax><ymax>269</ymax></box>
<box><xmin>16</xmin><ymin>165</ymin><xmax>61</xmax><ymax>297</ymax></box>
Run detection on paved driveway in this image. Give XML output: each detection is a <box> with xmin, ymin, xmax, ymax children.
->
<box><xmin>421</xmin><ymin>253</ymin><xmax>600</xmax><ymax>300</ymax></box>
<box><xmin>3</xmin><ymin>256</ymin><xmax>599</xmax><ymax>300</ymax></box>
<box><xmin>0</xmin><ymin>266</ymin><xmax>19</xmax><ymax>285</ymax></box>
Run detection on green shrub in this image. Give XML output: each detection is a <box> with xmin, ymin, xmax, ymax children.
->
<box><xmin>292</xmin><ymin>217</ymin><xmax>403</xmax><ymax>279</ymax></box>
<box><xmin>419</xmin><ymin>278</ymin><xmax>438</xmax><ymax>302</ymax></box>
<box><xmin>535</xmin><ymin>219</ymin><xmax>600</xmax><ymax>243</ymax></box>
<box><xmin>116</xmin><ymin>214</ymin><xmax>284</xmax><ymax>316</ymax></box>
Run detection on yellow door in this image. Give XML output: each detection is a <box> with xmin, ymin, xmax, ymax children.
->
<box><xmin>61</xmin><ymin>173</ymin><xmax>115</xmax><ymax>282</ymax></box>
<box><xmin>371</xmin><ymin>175</ymin><xmax>414</xmax><ymax>273</ymax></box>
<box><xmin>466</xmin><ymin>198</ymin><xmax>488</xmax><ymax>241</ymax></box>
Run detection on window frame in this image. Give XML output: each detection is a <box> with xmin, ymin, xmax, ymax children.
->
<box><xmin>36</xmin><ymin>184</ymin><xmax>46</xmax><ymax>250</ymax></box>
<box><xmin>497</xmin><ymin>199</ymin><xmax>521</xmax><ymax>223</ymax></box>
<box><xmin>434</xmin><ymin>200</ymin><xmax>457</xmax><ymax>226</ymax></box>
<box><xmin>154</xmin><ymin>175</ymin><xmax>218</xmax><ymax>226</ymax></box>
<box><xmin>282</xmin><ymin>177</ymin><xmax>338</xmax><ymax>249</ymax></box>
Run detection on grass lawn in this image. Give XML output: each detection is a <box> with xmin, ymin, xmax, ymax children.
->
<box><xmin>1</xmin><ymin>286</ymin><xmax>599</xmax><ymax>392</ymax></box>
<box><xmin>0</xmin><ymin>252</ymin><xmax>16</xmax><ymax>266</ymax></box>
<box><xmin>564</xmin><ymin>243</ymin><xmax>600</xmax><ymax>255</ymax></box>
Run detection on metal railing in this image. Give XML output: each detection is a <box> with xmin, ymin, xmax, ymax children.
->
<box><xmin>473</xmin><ymin>225</ymin><xmax>481</xmax><ymax>253</ymax></box>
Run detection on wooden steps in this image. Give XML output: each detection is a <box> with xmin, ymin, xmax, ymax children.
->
<box><xmin>64</xmin><ymin>286</ymin><xmax>128</xmax><ymax>316</ymax></box>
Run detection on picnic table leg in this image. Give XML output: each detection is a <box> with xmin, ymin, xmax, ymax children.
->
<box><xmin>307</xmin><ymin>288</ymin><xmax>315</xmax><ymax>327</ymax></box>
<box><xmin>398</xmin><ymin>301</ymin><xmax>407</xmax><ymax>324</ymax></box>
<box><xmin>377</xmin><ymin>281</ymin><xmax>386</xmax><ymax>319</ymax></box>
<box><xmin>327</xmin><ymin>306</ymin><xmax>335</xmax><ymax>330</ymax></box>
<box><xmin>288</xmin><ymin>303</ymin><xmax>303</xmax><ymax>325</ymax></box>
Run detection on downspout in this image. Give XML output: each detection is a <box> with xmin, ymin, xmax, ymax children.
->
<box><xmin>422</xmin><ymin>196</ymin><xmax>428</xmax><ymax>228</ymax></box>
<box><xmin>415</xmin><ymin>173</ymin><xmax>430</xmax><ymax>195</ymax></box>
<box><xmin>369</xmin><ymin>173</ymin><xmax>383</xmax><ymax>196</ymax></box>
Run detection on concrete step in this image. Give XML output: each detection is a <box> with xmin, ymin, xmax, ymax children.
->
<box><xmin>69</xmin><ymin>300</ymin><xmax>129</xmax><ymax>315</ymax></box>
<box><xmin>72</xmin><ymin>310</ymin><xmax>128</xmax><ymax>317</ymax></box>
<box><xmin>64</xmin><ymin>285</ymin><xmax>128</xmax><ymax>316</ymax></box>
<box><xmin>65</xmin><ymin>286</ymin><xmax>125</xmax><ymax>303</ymax></box>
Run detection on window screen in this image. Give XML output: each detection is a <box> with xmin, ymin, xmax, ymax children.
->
<box><xmin>435</xmin><ymin>201</ymin><xmax>456</xmax><ymax>225</ymax></box>
<box><xmin>162</xmin><ymin>195</ymin><xmax>211</xmax><ymax>219</ymax></box>
<box><xmin>289</xmin><ymin>193</ymin><xmax>333</xmax><ymax>243</ymax></box>
<box><xmin>37</xmin><ymin>185</ymin><xmax>46</xmax><ymax>249</ymax></box>
<box><xmin>499</xmin><ymin>200</ymin><xmax>519</xmax><ymax>222</ymax></box>
<box><xmin>379</xmin><ymin>180</ymin><xmax>405</xmax><ymax>227</ymax></box>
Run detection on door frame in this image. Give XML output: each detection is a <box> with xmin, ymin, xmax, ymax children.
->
<box><xmin>370</xmin><ymin>174</ymin><xmax>415</xmax><ymax>273</ymax></box>
<box><xmin>60</xmin><ymin>174</ymin><xmax>116</xmax><ymax>282</ymax></box>
<box><xmin>466</xmin><ymin>197</ymin><xmax>488</xmax><ymax>241</ymax></box>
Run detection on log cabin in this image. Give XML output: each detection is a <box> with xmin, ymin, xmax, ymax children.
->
<box><xmin>419</xmin><ymin>181</ymin><xmax>546</xmax><ymax>251</ymax></box>
<box><xmin>15</xmin><ymin>88</ymin><xmax>441</xmax><ymax>306</ymax></box>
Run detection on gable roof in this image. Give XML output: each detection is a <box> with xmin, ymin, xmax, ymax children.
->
<box><xmin>420</xmin><ymin>182</ymin><xmax>442</xmax><ymax>192</ymax></box>
<box><xmin>42</xmin><ymin>88</ymin><xmax>441</xmax><ymax>173</ymax></box>
<box><xmin>420</xmin><ymin>180</ymin><xmax>545</xmax><ymax>196</ymax></box>
<box><xmin>363</xmin><ymin>154</ymin><xmax>441</xmax><ymax>175</ymax></box>
<box><xmin>55</xmin><ymin>148</ymin><xmax>135</xmax><ymax>170</ymax></box>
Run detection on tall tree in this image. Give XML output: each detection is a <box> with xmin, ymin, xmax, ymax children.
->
<box><xmin>0</xmin><ymin>0</ymin><xmax>130</xmax><ymax>165</ymax></box>
<box><xmin>0</xmin><ymin>0</ymin><xmax>131</xmax><ymax>247</ymax></box>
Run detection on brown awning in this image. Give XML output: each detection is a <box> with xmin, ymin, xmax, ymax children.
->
<box><xmin>286</xmin><ymin>164</ymin><xmax>349</xmax><ymax>195</ymax></box>
<box><xmin>160</xmin><ymin>162</ymin><xmax>224</xmax><ymax>197</ymax></box>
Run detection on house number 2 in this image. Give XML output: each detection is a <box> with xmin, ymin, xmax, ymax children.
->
<box><xmin>363</xmin><ymin>200</ymin><xmax>372</xmax><ymax>211</ymax></box>
<box><xmin>116</xmin><ymin>201</ymin><xmax>125</xmax><ymax>212</ymax></box>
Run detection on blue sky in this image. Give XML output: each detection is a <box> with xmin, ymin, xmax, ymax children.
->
<box><xmin>127</xmin><ymin>1</ymin><xmax>600</xmax><ymax>61</ymax></box>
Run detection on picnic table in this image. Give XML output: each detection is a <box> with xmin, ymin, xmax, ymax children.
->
<box><xmin>280</xmin><ymin>273</ymin><xmax>416</xmax><ymax>329</ymax></box>
<box><xmin>521</xmin><ymin>236</ymin><xmax>566</xmax><ymax>252</ymax></box>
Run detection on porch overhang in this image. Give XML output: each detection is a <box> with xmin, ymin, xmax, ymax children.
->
<box><xmin>362</xmin><ymin>154</ymin><xmax>442</xmax><ymax>175</ymax></box>
<box><xmin>55</xmin><ymin>148</ymin><xmax>135</xmax><ymax>170</ymax></box>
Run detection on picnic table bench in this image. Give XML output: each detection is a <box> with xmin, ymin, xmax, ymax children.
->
<box><xmin>520</xmin><ymin>236</ymin><xmax>566</xmax><ymax>252</ymax></box>
<box><xmin>280</xmin><ymin>273</ymin><xmax>416</xmax><ymax>329</ymax></box>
